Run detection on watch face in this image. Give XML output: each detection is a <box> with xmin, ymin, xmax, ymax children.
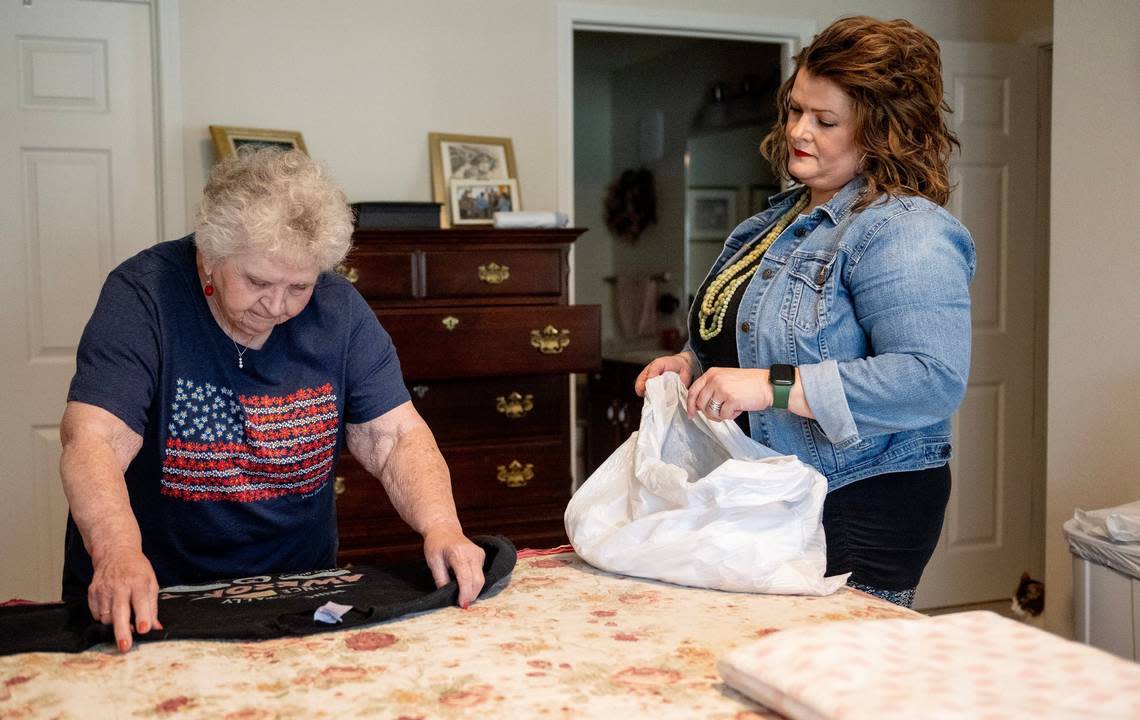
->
<box><xmin>770</xmin><ymin>364</ymin><xmax>795</xmax><ymax>385</ymax></box>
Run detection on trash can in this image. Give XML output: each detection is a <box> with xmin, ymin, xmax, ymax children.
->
<box><xmin>1063</xmin><ymin>500</ymin><xmax>1140</xmax><ymax>661</ymax></box>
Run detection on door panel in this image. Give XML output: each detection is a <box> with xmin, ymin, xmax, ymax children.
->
<box><xmin>0</xmin><ymin>0</ymin><xmax>158</xmax><ymax>600</ymax></box>
<box><xmin>914</xmin><ymin>41</ymin><xmax>1040</xmax><ymax>609</ymax></box>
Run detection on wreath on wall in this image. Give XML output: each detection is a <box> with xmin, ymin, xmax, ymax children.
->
<box><xmin>603</xmin><ymin>168</ymin><xmax>657</xmax><ymax>243</ymax></box>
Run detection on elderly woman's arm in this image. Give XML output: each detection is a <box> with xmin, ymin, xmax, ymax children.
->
<box><xmin>59</xmin><ymin>401</ymin><xmax>161</xmax><ymax>653</ymax></box>
<box><xmin>345</xmin><ymin>401</ymin><xmax>486</xmax><ymax>607</ymax></box>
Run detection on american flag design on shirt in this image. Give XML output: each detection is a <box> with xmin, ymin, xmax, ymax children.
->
<box><xmin>161</xmin><ymin>378</ymin><xmax>339</xmax><ymax>502</ymax></box>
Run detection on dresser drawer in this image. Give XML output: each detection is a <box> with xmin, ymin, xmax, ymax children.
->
<box><xmin>422</xmin><ymin>248</ymin><xmax>564</xmax><ymax>300</ymax></box>
<box><xmin>378</xmin><ymin>304</ymin><xmax>601</xmax><ymax>379</ymax></box>
<box><xmin>334</xmin><ymin>437</ymin><xmax>570</xmax><ymax>522</ymax></box>
<box><xmin>339</xmin><ymin>246</ymin><xmax>567</xmax><ymax>304</ymax></box>
<box><xmin>332</xmin><ymin>454</ymin><xmax>393</xmax><ymax>521</ymax></box>
<box><xmin>339</xmin><ymin>248</ymin><xmax>416</xmax><ymax>300</ymax></box>
<box><xmin>337</xmin><ymin>504</ymin><xmax>571</xmax><ymax>567</ymax></box>
<box><xmin>337</xmin><ymin>435</ymin><xmax>570</xmax><ymax>519</ymax></box>
<box><xmin>409</xmin><ymin>375</ymin><xmax>567</xmax><ymax>444</ymax></box>
<box><xmin>442</xmin><ymin>438</ymin><xmax>571</xmax><ymax>512</ymax></box>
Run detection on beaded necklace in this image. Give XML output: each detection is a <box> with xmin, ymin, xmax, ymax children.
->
<box><xmin>696</xmin><ymin>192</ymin><xmax>809</xmax><ymax>341</ymax></box>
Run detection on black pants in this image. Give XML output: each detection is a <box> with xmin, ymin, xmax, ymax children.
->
<box><xmin>822</xmin><ymin>464</ymin><xmax>951</xmax><ymax>591</ymax></box>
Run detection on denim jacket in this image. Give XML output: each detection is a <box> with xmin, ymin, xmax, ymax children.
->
<box><xmin>687</xmin><ymin>177</ymin><xmax>976</xmax><ymax>491</ymax></box>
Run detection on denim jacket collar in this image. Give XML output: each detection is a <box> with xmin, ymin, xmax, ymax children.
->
<box><xmin>767</xmin><ymin>176</ymin><xmax>868</xmax><ymax>225</ymax></box>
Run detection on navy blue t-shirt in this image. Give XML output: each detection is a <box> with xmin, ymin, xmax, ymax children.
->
<box><xmin>62</xmin><ymin>237</ymin><xmax>410</xmax><ymax>599</ymax></box>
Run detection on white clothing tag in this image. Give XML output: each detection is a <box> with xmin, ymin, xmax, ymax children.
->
<box><xmin>313</xmin><ymin>601</ymin><xmax>354</xmax><ymax>625</ymax></box>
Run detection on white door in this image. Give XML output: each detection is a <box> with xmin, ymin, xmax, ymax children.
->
<box><xmin>0</xmin><ymin>0</ymin><xmax>159</xmax><ymax>600</ymax></box>
<box><xmin>914</xmin><ymin>42</ymin><xmax>1041</xmax><ymax>608</ymax></box>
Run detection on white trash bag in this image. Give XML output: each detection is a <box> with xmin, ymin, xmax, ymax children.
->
<box><xmin>1072</xmin><ymin>500</ymin><xmax>1140</xmax><ymax>543</ymax></box>
<box><xmin>566</xmin><ymin>372</ymin><xmax>848</xmax><ymax>595</ymax></box>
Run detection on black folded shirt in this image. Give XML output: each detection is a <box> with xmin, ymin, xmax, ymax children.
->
<box><xmin>0</xmin><ymin>535</ymin><xmax>515</xmax><ymax>655</ymax></box>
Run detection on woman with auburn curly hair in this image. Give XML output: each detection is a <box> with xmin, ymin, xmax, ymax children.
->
<box><xmin>60</xmin><ymin>149</ymin><xmax>487</xmax><ymax>653</ymax></box>
<box><xmin>635</xmin><ymin>16</ymin><xmax>975</xmax><ymax>607</ymax></box>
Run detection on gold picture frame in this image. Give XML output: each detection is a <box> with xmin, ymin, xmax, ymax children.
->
<box><xmin>209</xmin><ymin>125</ymin><xmax>308</xmax><ymax>161</ymax></box>
<box><xmin>429</xmin><ymin>132</ymin><xmax>518</xmax><ymax>227</ymax></box>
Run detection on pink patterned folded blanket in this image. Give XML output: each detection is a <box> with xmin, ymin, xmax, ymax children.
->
<box><xmin>718</xmin><ymin>610</ymin><xmax>1140</xmax><ymax>720</ymax></box>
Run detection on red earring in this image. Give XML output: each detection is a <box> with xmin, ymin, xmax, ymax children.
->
<box><xmin>204</xmin><ymin>280</ymin><xmax>214</xmax><ymax>296</ymax></box>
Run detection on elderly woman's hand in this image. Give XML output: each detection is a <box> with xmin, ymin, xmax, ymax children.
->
<box><xmin>422</xmin><ymin>526</ymin><xmax>486</xmax><ymax>608</ymax></box>
<box><xmin>88</xmin><ymin>547</ymin><xmax>163</xmax><ymax>653</ymax></box>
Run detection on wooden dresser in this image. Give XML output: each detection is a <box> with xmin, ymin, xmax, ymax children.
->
<box><xmin>585</xmin><ymin>359</ymin><xmax>646</xmax><ymax>476</ymax></box>
<box><xmin>334</xmin><ymin>227</ymin><xmax>600</xmax><ymax>565</ymax></box>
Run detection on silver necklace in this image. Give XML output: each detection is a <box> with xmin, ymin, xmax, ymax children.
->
<box><xmin>210</xmin><ymin>295</ymin><xmax>252</xmax><ymax>369</ymax></box>
<box><xmin>231</xmin><ymin>337</ymin><xmax>250</xmax><ymax>369</ymax></box>
<box><xmin>228</xmin><ymin>314</ymin><xmax>256</xmax><ymax>370</ymax></box>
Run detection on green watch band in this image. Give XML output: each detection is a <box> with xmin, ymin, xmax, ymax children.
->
<box><xmin>769</xmin><ymin>364</ymin><xmax>795</xmax><ymax>410</ymax></box>
<box><xmin>771</xmin><ymin>383</ymin><xmax>791</xmax><ymax>410</ymax></box>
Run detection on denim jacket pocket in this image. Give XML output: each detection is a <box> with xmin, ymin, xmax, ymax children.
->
<box><xmin>804</xmin><ymin>418</ymin><xmax>839</xmax><ymax>475</ymax></box>
<box><xmin>781</xmin><ymin>253</ymin><xmax>835</xmax><ymax>332</ymax></box>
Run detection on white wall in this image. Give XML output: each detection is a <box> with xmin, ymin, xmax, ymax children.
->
<box><xmin>1045</xmin><ymin>0</ymin><xmax>1140</xmax><ymax>639</ymax></box>
<box><xmin>179</xmin><ymin>0</ymin><xmax>559</xmax><ymax>219</ymax></box>
<box><xmin>178</xmin><ymin>0</ymin><xmax>1051</xmax><ymax>222</ymax></box>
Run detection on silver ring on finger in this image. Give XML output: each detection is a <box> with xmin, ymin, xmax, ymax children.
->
<box><xmin>707</xmin><ymin>399</ymin><xmax>723</xmax><ymax>415</ymax></box>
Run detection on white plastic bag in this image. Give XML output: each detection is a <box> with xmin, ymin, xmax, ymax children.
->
<box><xmin>1073</xmin><ymin>500</ymin><xmax>1140</xmax><ymax>543</ymax></box>
<box><xmin>565</xmin><ymin>372</ymin><xmax>847</xmax><ymax>595</ymax></box>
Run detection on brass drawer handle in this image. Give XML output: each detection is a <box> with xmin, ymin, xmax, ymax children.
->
<box><xmin>335</xmin><ymin>263</ymin><xmax>359</xmax><ymax>284</ymax></box>
<box><xmin>334</xmin><ymin>476</ymin><xmax>346</xmax><ymax>496</ymax></box>
<box><xmin>441</xmin><ymin>315</ymin><xmax>459</xmax><ymax>331</ymax></box>
<box><xmin>497</xmin><ymin>460</ymin><xmax>533</xmax><ymax>488</ymax></box>
<box><xmin>530</xmin><ymin>325</ymin><xmax>570</xmax><ymax>354</ymax></box>
<box><xmin>478</xmin><ymin>262</ymin><xmax>510</xmax><ymax>284</ymax></box>
<box><xmin>496</xmin><ymin>392</ymin><xmax>534</xmax><ymax>419</ymax></box>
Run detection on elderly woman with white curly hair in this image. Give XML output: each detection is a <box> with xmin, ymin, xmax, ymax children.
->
<box><xmin>59</xmin><ymin>149</ymin><xmax>485</xmax><ymax>653</ymax></box>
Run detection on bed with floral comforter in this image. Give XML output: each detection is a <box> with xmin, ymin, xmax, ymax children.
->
<box><xmin>0</xmin><ymin>549</ymin><xmax>917</xmax><ymax>719</ymax></box>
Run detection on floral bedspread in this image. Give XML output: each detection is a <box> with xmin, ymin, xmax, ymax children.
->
<box><xmin>0</xmin><ymin>550</ymin><xmax>918</xmax><ymax>719</ymax></box>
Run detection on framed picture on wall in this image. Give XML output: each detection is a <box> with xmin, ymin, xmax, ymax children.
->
<box><xmin>448</xmin><ymin>178</ymin><xmax>520</xmax><ymax>226</ymax></box>
<box><xmin>687</xmin><ymin>187</ymin><xmax>737</xmax><ymax>241</ymax></box>
<box><xmin>429</xmin><ymin>132</ymin><xmax>518</xmax><ymax>227</ymax></box>
<box><xmin>209</xmin><ymin>126</ymin><xmax>308</xmax><ymax>160</ymax></box>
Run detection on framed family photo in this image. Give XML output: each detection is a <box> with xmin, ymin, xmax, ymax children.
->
<box><xmin>687</xmin><ymin>187</ymin><xmax>737</xmax><ymax>241</ymax></box>
<box><xmin>209</xmin><ymin>126</ymin><xmax>308</xmax><ymax>160</ymax></box>
<box><xmin>449</xmin><ymin>179</ymin><xmax>520</xmax><ymax>226</ymax></box>
<box><xmin>429</xmin><ymin>132</ymin><xmax>518</xmax><ymax>226</ymax></box>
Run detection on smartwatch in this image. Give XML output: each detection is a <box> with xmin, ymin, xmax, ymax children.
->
<box><xmin>769</xmin><ymin>364</ymin><xmax>796</xmax><ymax>410</ymax></box>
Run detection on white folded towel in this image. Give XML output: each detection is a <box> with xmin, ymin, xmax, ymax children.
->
<box><xmin>718</xmin><ymin>611</ymin><xmax>1140</xmax><ymax>720</ymax></box>
<box><xmin>493</xmin><ymin>211</ymin><xmax>569</xmax><ymax>228</ymax></box>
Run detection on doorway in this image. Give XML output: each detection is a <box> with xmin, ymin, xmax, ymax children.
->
<box><xmin>556</xmin><ymin>6</ymin><xmax>810</xmax><ymax>490</ymax></box>
<box><xmin>572</xmin><ymin>31</ymin><xmax>784</xmax><ymax>349</ymax></box>
<box><xmin>557</xmin><ymin>6</ymin><xmax>810</xmax><ymax>349</ymax></box>
<box><xmin>559</xmin><ymin>8</ymin><xmax>1049</xmax><ymax>613</ymax></box>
